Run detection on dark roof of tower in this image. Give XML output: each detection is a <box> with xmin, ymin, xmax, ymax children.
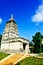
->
<box><xmin>6</xmin><ymin>19</ymin><xmax>16</xmax><ymax>24</ymax></box>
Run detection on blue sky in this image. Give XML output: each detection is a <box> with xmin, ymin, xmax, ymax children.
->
<box><xmin>0</xmin><ymin>0</ymin><xmax>43</xmax><ymax>41</ymax></box>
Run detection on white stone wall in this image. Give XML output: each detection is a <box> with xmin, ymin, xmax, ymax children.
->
<box><xmin>1</xmin><ymin>43</ymin><xmax>9</xmax><ymax>49</ymax></box>
<box><xmin>1</xmin><ymin>42</ymin><xmax>23</xmax><ymax>51</ymax></box>
<box><xmin>9</xmin><ymin>42</ymin><xmax>23</xmax><ymax>50</ymax></box>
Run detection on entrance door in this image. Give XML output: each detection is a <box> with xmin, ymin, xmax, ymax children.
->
<box><xmin>23</xmin><ymin>43</ymin><xmax>26</xmax><ymax>50</ymax></box>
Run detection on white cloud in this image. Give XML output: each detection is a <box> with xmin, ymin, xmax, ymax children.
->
<box><xmin>0</xmin><ymin>18</ymin><xmax>2</xmax><ymax>24</ymax></box>
<box><xmin>32</xmin><ymin>5</ymin><xmax>43</xmax><ymax>22</ymax></box>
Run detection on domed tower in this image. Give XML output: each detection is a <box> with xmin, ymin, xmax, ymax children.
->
<box><xmin>1</xmin><ymin>15</ymin><xmax>30</xmax><ymax>53</ymax></box>
<box><xmin>1</xmin><ymin>15</ymin><xmax>19</xmax><ymax>49</ymax></box>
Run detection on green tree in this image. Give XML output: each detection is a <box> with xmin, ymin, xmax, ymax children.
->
<box><xmin>32</xmin><ymin>32</ymin><xmax>42</xmax><ymax>53</ymax></box>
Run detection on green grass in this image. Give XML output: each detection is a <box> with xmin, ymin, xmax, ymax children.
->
<box><xmin>0</xmin><ymin>52</ymin><xmax>10</xmax><ymax>60</ymax></box>
<box><xmin>16</xmin><ymin>57</ymin><xmax>43</xmax><ymax>65</ymax></box>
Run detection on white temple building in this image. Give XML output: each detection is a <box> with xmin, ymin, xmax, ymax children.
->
<box><xmin>1</xmin><ymin>15</ymin><xmax>30</xmax><ymax>53</ymax></box>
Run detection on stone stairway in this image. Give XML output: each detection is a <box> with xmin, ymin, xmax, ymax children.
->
<box><xmin>0</xmin><ymin>54</ymin><xmax>25</xmax><ymax>65</ymax></box>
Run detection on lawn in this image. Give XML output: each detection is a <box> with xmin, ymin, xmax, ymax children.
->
<box><xmin>0</xmin><ymin>52</ymin><xmax>10</xmax><ymax>60</ymax></box>
<box><xmin>16</xmin><ymin>57</ymin><xmax>43</xmax><ymax>65</ymax></box>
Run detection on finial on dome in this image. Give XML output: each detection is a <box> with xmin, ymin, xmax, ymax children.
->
<box><xmin>9</xmin><ymin>14</ymin><xmax>14</xmax><ymax>20</ymax></box>
<box><xmin>11</xmin><ymin>14</ymin><xmax>13</xmax><ymax>18</ymax></box>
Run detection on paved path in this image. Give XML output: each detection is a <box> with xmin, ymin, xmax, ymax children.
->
<box><xmin>0</xmin><ymin>53</ymin><xmax>42</xmax><ymax>65</ymax></box>
<box><xmin>0</xmin><ymin>54</ymin><xmax>24</xmax><ymax>65</ymax></box>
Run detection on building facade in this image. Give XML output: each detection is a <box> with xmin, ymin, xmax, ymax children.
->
<box><xmin>1</xmin><ymin>15</ymin><xmax>30</xmax><ymax>53</ymax></box>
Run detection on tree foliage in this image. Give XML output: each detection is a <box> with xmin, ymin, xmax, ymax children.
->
<box><xmin>32</xmin><ymin>32</ymin><xmax>43</xmax><ymax>53</ymax></box>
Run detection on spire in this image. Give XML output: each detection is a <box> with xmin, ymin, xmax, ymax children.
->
<box><xmin>11</xmin><ymin>14</ymin><xmax>13</xmax><ymax>18</ymax></box>
<box><xmin>9</xmin><ymin>14</ymin><xmax>14</xmax><ymax>20</ymax></box>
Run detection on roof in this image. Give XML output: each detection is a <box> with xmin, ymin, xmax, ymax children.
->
<box><xmin>9</xmin><ymin>37</ymin><xmax>29</xmax><ymax>44</ymax></box>
<box><xmin>6</xmin><ymin>20</ymin><xmax>16</xmax><ymax>24</ymax></box>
